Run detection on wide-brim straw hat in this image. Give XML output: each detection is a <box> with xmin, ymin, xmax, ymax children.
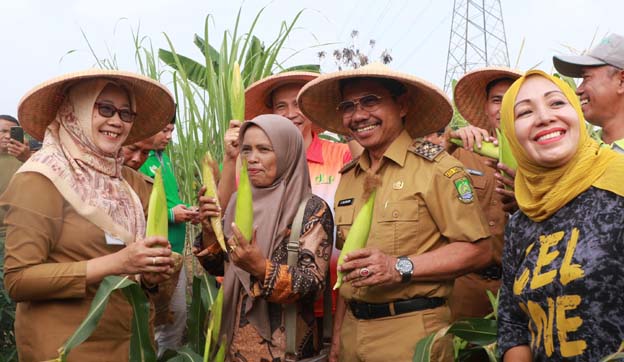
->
<box><xmin>18</xmin><ymin>69</ymin><xmax>175</xmax><ymax>145</ymax></box>
<box><xmin>454</xmin><ymin>67</ymin><xmax>522</xmax><ymax>129</ymax></box>
<box><xmin>297</xmin><ymin>63</ymin><xmax>453</xmax><ymax>138</ymax></box>
<box><xmin>244</xmin><ymin>71</ymin><xmax>324</xmax><ymax>134</ymax></box>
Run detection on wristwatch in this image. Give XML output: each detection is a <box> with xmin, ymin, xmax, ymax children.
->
<box><xmin>395</xmin><ymin>256</ymin><xmax>414</xmax><ymax>283</ymax></box>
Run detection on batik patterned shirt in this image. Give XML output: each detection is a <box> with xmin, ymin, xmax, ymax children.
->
<box><xmin>498</xmin><ymin>186</ymin><xmax>624</xmax><ymax>361</ymax></box>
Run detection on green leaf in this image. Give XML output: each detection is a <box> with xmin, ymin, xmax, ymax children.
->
<box><xmin>600</xmin><ymin>342</ymin><xmax>624</xmax><ymax>362</ymax></box>
<box><xmin>447</xmin><ymin>318</ymin><xmax>497</xmax><ymax>346</ymax></box>
<box><xmin>56</xmin><ymin>276</ymin><xmax>155</xmax><ymax>361</ymax></box>
<box><xmin>159</xmin><ymin>49</ymin><xmax>210</xmax><ymax>89</ymax></box>
<box><xmin>163</xmin><ymin>346</ymin><xmax>204</xmax><ymax>362</ymax></box>
<box><xmin>412</xmin><ymin>332</ymin><xmax>436</xmax><ymax>362</ymax></box>
<box><xmin>121</xmin><ymin>283</ymin><xmax>157</xmax><ymax>361</ymax></box>
<box><xmin>187</xmin><ymin>276</ymin><xmax>209</xmax><ymax>353</ymax></box>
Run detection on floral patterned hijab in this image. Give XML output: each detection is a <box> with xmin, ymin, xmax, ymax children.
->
<box><xmin>18</xmin><ymin>78</ymin><xmax>145</xmax><ymax>243</ymax></box>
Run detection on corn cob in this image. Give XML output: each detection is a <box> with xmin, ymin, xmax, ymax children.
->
<box><xmin>333</xmin><ymin>189</ymin><xmax>376</xmax><ymax>290</ymax></box>
<box><xmin>146</xmin><ymin>167</ymin><xmax>168</xmax><ymax>239</ymax></box>
<box><xmin>495</xmin><ymin>128</ymin><xmax>517</xmax><ymax>190</ymax></box>
<box><xmin>449</xmin><ymin>138</ymin><xmax>499</xmax><ymax>160</ymax></box>
<box><xmin>231</xmin><ymin>62</ymin><xmax>245</xmax><ymax>121</ymax></box>
<box><xmin>202</xmin><ymin>151</ymin><xmax>227</xmax><ymax>252</ymax></box>
<box><xmin>234</xmin><ymin>159</ymin><xmax>253</xmax><ymax>242</ymax></box>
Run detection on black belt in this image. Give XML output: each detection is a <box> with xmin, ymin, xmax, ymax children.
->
<box><xmin>349</xmin><ymin>297</ymin><xmax>445</xmax><ymax>320</ymax></box>
<box><xmin>476</xmin><ymin>265</ymin><xmax>502</xmax><ymax>280</ymax></box>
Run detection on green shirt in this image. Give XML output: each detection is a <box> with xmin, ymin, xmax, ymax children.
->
<box><xmin>139</xmin><ymin>151</ymin><xmax>186</xmax><ymax>253</ymax></box>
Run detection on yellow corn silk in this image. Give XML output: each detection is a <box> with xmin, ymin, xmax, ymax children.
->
<box><xmin>202</xmin><ymin>151</ymin><xmax>227</xmax><ymax>251</ymax></box>
<box><xmin>146</xmin><ymin>167</ymin><xmax>168</xmax><ymax>239</ymax></box>
<box><xmin>333</xmin><ymin>189</ymin><xmax>376</xmax><ymax>290</ymax></box>
<box><xmin>234</xmin><ymin>159</ymin><xmax>253</xmax><ymax>242</ymax></box>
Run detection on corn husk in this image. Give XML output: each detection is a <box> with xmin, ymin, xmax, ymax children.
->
<box><xmin>234</xmin><ymin>159</ymin><xmax>253</xmax><ymax>242</ymax></box>
<box><xmin>449</xmin><ymin>138</ymin><xmax>499</xmax><ymax>160</ymax></box>
<box><xmin>333</xmin><ymin>176</ymin><xmax>380</xmax><ymax>290</ymax></box>
<box><xmin>202</xmin><ymin>151</ymin><xmax>227</xmax><ymax>251</ymax></box>
<box><xmin>231</xmin><ymin>62</ymin><xmax>245</xmax><ymax>121</ymax></box>
<box><xmin>146</xmin><ymin>167</ymin><xmax>168</xmax><ymax>239</ymax></box>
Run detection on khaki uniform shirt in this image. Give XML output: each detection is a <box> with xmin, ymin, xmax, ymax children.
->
<box><xmin>335</xmin><ymin>131</ymin><xmax>491</xmax><ymax>303</ymax></box>
<box><xmin>451</xmin><ymin>147</ymin><xmax>506</xmax><ymax>264</ymax></box>
<box><xmin>1</xmin><ymin>166</ymin><xmax>150</xmax><ymax>362</ymax></box>
<box><xmin>0</xmin><ymin>154</ymin><xmax>22</xmax><ymax>240</ymax></box>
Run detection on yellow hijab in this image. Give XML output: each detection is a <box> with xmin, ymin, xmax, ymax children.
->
<box><xmin>500</xmin><ymin>69</ymin><xmax>624</xmax><ymax>222</ymax></box>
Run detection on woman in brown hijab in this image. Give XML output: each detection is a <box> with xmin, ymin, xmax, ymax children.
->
<box><xmin>195</xmin><ymin>114</ymin><xmax>334</xmax><ymax>361</ymax></box>
<box><xmin>1</xmin><ymin>70</ymin><xmax>176</xmax><ymax>361</ymax></box>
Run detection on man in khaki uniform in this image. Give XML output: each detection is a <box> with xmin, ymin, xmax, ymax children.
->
<box><xmin>448</xmin><ymin>67</ymin><xmax>521</xmax><ymax>320</ymax></box>
<box><xmin>298</xmin><ymin>63</ymin><xmax>493</xmax><ymax>362</ymax></box>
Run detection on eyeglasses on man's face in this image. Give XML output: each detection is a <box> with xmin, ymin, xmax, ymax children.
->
<box><xmin>336</xmin><ymin>94</ymin><xmax>383</xmax><ymax>118</ymax></box>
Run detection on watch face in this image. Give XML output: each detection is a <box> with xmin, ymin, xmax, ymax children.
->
<box><xmin>397</xmin><ymin>258</ymin><xmax>413</xmax><ymax>273</ymax></box>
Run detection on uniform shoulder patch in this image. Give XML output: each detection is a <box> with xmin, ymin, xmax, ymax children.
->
<box><xmin>443</xmin><ymin>166</ymin><xmax>463</xmax><ymax>178</ymax></box>
<box><xmin>408</xmin><ymin>140</ymin><xmax>445</xmax><ymax>161</ymax></box>
<box><xmin>454</xmin><ymin>176</ymin><xmax>475</xmax><ymax>203</ymax></box>
<box><xmin>340</xmin><ymin>156</ymin><xmax>359</xmax><ymax>174</ymax></box>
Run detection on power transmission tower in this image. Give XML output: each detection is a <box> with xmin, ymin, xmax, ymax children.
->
<box><xmin>443</xmin><ymin>0</ymin><xmax>510</xmax><ymax>92</ymax></box>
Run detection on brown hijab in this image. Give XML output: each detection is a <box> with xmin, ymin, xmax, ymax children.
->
<box><xmin>222</xmin><ymin>114</ymin><xmax>312</xmax><ymax>344</ymax></box>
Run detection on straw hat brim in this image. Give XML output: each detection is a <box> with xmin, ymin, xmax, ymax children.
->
<box><xmin>454</xmin><ymin>67</ymin><xmax>522</xmax><ymax>129</ymax></box>
<box><xmin>297</xmin><ymin>63</ymin><xmax>453</xmax><ymax>138</ymax></box>
<box><xmin>18</xmin><ymin>69</ymin><xmax>175</xmax><ymax>145</ymax></box>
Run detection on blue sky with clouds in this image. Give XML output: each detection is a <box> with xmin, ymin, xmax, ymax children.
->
<box><xmin>0</xmin><ymin>0</ymin><xmax>619</xmax><ymax>116</ymax></box>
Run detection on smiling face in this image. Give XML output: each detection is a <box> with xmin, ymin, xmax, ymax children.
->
<box><xmin>91</xmin><ymin>84</ymin><xmax>133</xmax><ymax>155</ymax></box>
<box><xmin>151</xmin><ymin>123</ymin><xmax>174</xmax><ymax>151</ymax></box>
<box><xmin>241</xmin><ymin>125</ymin><xmax>277</xmax><ymax>187</ymax></box>
<box><xmin>340</xmin><ymin>78</ymin><xmax>407</xmax><ymax>157</ymax></box>
<box><xmin>485</xmin><ymin>79</ymin><xmax>514</xmax><ymax>129</ymax></box>
<box><xmin>513</xmin><ymin>75</ymin><xmax>580</xmax><ymax>168</ymax></box>
<box><xmin>271</xmin><ymin>83</ymin><xmax>313</xmax><ymax>138</ymax></box>
<box><xmin>577</xmin><ymin>65</ymin><xmax>623</xmax><ymax>126</ymax></box>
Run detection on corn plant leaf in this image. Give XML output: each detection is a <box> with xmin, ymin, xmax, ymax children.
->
<box><xmin>412</xmin><ymin>331</ymin><xmax>436</xmax><ymax>362</ymax></box>
<box><xmin>600</xmin><ymin>342</ymin><xmax>624</xmax><ymax>362</ymax></box>
<box><xmin>213</xmin><ymin>338</ymin><xmax>226</xmax><ymax>362</ymax></box>
<box><xmin>146</xmin><ymin>167</ymin><xmax>168</xmax><ymax>239</ymax></box>
<box><xmin>56</xmin><ymin>276</ymin><xmax>151</xmax><ymax>361</ymax></box>
<box><xmin>193</xmin><ymin>34</ymin><xmax>221</xmax><ymax>70</ymax></box>
<box><xmin>187</xmin><ymin>276</ymin><xmax>209</xmax><ymax>353</ymax></box>
<box><xmin>486</xmin><ymin>289</ymin><xmax>499</xmax><ymax>319</ymax></box>
<box><xmin>121</xmin><ymin>283</ymin><xmax>157</xmax><ymax>362</ymax></box>
<box><xmin>163</xmin><ymin>346</ymin><xmax>204</xmax><ymax>362</ymax></box>
<box><xmin>447</xmin><ymin>318</ymin><xmax>497</xmax><ymax>346</ymax></box>
<box><xmin>209</xmin><ymin>288</ymin><xmax>225</xmax><ymax>349</ymax></box>
<box><xmin>159</xmin><ymin>49</ymin><xmax>210</xmax><ymax>89</ymax></box>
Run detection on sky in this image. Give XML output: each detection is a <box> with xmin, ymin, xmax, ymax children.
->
<box><xmin>0</xmin><ymin>0</ymin><xmax>620</xmax><ymax>117</ymax></box>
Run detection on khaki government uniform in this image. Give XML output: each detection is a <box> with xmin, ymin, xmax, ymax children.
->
<box><xmin>334</xmin><ymin>131</ymin><xmax>491</xmax><ymax>362</ymax></box>
<box><xmin>1</xmin><ymin>167</ymin><xmax>151</xmax><ymax>362</ymax></box>
<box><xmin>0</xmin><ymin>154</ymin><xmax>22</xmax><ymax>243</ymax></box>
<box><xmin>449</xmin><ymin>147</ymin><xmax>507</xmax><ymax>320</ymax></box>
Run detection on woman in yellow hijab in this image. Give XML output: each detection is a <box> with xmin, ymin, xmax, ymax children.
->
<box><xmin>496</xmin><ymin>69</ymin><xmax>624</xmax><ymax>361</ymax></box>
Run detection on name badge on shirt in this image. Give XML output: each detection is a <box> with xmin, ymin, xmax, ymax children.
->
<box><xmin>467</xmin><ymin>168</ymin><xmax>484</xmax><ymax>176</ymax></box>
<box><xmin>338</xmin><ymin>198</ymin><xmax>354</xmax><ymax>207</ymax></box>
<box><xmin>105</xmin><ymin>233</ymin><xmax>125</xmax><ymax>246</ymax></box>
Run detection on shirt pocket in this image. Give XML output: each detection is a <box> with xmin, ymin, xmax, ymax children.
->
<box><xmin>335</xmin><ymin>204</ymin><xmax>354</xmax><ymax>250</ymax></box>
<box><xmin>375</xmin><ymin>200</ymin><xmax>419</xmax><ymax>255</ymax></box>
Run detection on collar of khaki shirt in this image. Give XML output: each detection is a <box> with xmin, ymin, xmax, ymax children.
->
<box><xmin>354</xmin><ymin>130</ymin><xmax>413</xmax><ymax>175</ymax></box>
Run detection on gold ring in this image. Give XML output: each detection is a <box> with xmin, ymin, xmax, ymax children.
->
<box><xmin>152</xmin><ymin>257</ymin><xmax>157</xmax><ymax>266</ymax></box>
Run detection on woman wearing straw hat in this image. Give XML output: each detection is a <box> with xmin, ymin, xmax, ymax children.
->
<box><xmin>298</xmin><ymin>63</ymin><xmax>493</xmax><ymax>362</ymax></box>
<box><xmin>497</xmin><ymin>70</ymin><xmax>624</xmax><ymax>361</ymax></box>
<box><xmin>448</xmin><ymin>67</ymin><xmax>521</xmax><ymax>322</ymax></box>
<box><xmin>1</xmin><ymin>69</ymin><xmax>176</xmax><ymax>361</ymax></box>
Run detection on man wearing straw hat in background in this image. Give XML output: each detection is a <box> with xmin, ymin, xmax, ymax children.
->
<box><xmin>448</xmin><ymin>67</ymin><xmax>521</xmax><ymax>322</ymax></box>
<box><xmin>298</xmin><ymin>63</ymin><xmax>493</xmax><ymax>362</ymax></box>
<box><xmin>217</xmin><ymin>71</ymin><xmax>362</xmax><ymax>340</ymax></box>
<box><xmin>553</xmin><ymin>33</ymin><xmax>624</xmax><ymax>153</ymax></box>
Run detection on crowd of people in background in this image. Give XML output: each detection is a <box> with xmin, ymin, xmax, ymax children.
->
<box><xmin>1</xmin><ymin>32</ymin><xmax>624</xmax><ymax>362</ymax></box>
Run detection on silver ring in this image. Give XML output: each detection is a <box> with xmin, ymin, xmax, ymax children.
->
<box><xmin>359</xmin><ymin>267</ymin><xmax>371</xmax><ymax>278</ymax></box>
<box><xmin>152</xmin><ymin>257</ymin><xmax>157</xmax><ymax>266</ymax></box>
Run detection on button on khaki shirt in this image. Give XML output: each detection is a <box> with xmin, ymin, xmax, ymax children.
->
<box><xmin>334</xmin><ymin>131</ymin><xmax>491</xmax><ymax>303</ymax></box>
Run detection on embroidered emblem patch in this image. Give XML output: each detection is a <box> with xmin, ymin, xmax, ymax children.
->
<box><xmin>393</xmin><ymin>180</ymin><xmax>404</xmax><ymax>190</ymax></box>
<box><xmin>454</xmin><ymin>177</ymin><xmax>474</xmax><ymax>203</ymax></box>
<box><xmin>444</xmin><ymin>166</ymin><xmax>463</xmax><ymax>178</ymax></box>
<box><xmin>338</xmin><ymin>198</ymin><xmax>354</xmax><ymax>207</ymax></box>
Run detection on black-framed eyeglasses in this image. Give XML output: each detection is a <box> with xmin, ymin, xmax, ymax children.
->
<box><xmin>336</xmin><ymin>94</ymin><xmax>383</xmax><ymax>118</ymax></box>
<box><xmin>94</xmin><ymin>102</ymin><xmax>137</xmax><ymax>123</ymax></box>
